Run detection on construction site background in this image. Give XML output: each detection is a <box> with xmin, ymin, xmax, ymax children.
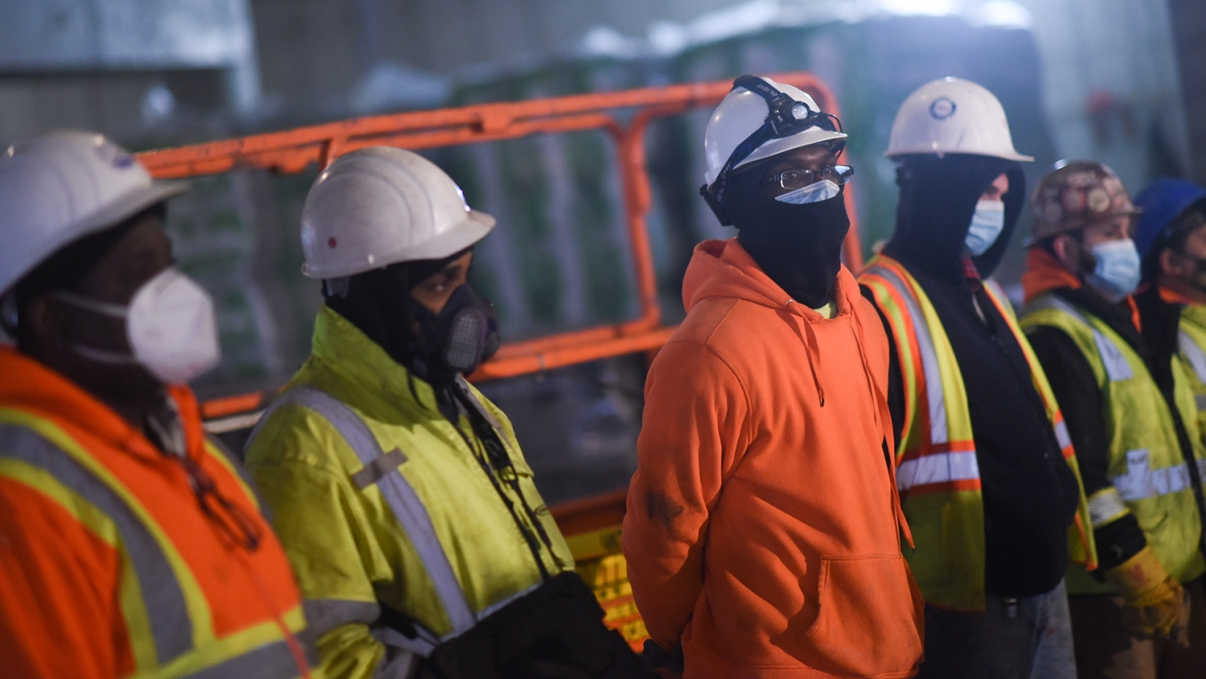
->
<box><xmin>0</xmin><ymin>0</ymin><xmax>1202</xmax><ymax>507</ymax></box>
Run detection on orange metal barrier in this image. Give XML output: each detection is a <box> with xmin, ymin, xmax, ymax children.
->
<box><xmin>140</xmin><ymin>71</ymin><xmax>861</xmax><ymax>402</ymax></box>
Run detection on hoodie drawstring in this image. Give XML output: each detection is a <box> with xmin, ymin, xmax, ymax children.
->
<box><xmin>786</xmin><ymin>301</ymin><xmax>826</xmax><ymax>407</ymax></box>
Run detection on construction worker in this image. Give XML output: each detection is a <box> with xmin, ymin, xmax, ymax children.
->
<box><xmin>859</xmin><ymin>79</ymin><xmax>1096</xmax><ymax>679</ymax></box>
<box><xmin>1023</xmin><ymin>168</ymin><xmax>1206</xmax><ymax>678</ymax></box>
<box><xmin>0</xmin><ymin>131</ymin><xmax>314</xmax><ymax>678</ymax></box>
<box><xmin>243</xmin><ymin>146</ymin><xmax>646</xmax><ymax>679</ymax></box>
<box><xmin>1135</xmin><ymin>179</ymin><xmax>1206</xmax><ymax>445</ymax></box>
<box><xmin>623</xmin><ymin>75</ymin><xmax>924</xmax><ymax>679</ymax></box>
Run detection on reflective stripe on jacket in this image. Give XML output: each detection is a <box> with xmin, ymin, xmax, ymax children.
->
<box><xmin>1021</xmin><ymin>292</ymin><xmax>1206</xmax><ymax>593</ymax></box>
<box><xmin>1177</xmin><ymin>303</ymin><xmax>1206</xmax><ymax>439</ymax></box>
<box><xmin>860</xmin><ymin>256</ymin><xmax>1095</xmax><ymax>612</ymax></box>
<box><xmin>244</xmin><ymin>306</ymin><xmax>574</xmax><ymax>679</ymax></box>
<box><xmin>0</xmin><ymin>347</ymin><xmax>312</xmax><ymax>679</ymax></box>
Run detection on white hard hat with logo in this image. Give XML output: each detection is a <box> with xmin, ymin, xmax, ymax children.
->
<box><xmin>703</xmin><ymin>77</ymin><xmax>847</xmax><ymax>187</ymax></box>
<box><xmin>0</xmin><ymin>130</ymin><xmax>188</xmax><ymax>295</ymax></box>
<box><xmin>885</xmin><ymin>77</ymin><xmax>1033</xmax><ymax>162</ymax></box>
<box><xmin>300</xmin><ymin>147</ymin><xmax>496</xmax><ymax>279</ymax></box>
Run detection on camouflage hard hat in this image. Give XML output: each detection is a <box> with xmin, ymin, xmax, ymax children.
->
<box><xmin>1027</xmin><ymin>161</ymin><xmax>1142</xmax><ymax>245</ymax></box>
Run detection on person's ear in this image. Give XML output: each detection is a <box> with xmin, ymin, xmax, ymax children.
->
<box><xmin>20</xmin><ymin>294</ymin><xmax>67</xmax><ymax>347</ymax></box>
<box><xmin>1052</xmin><ymin>235</ymin><xmax>1079</xmax><ymax>272</ymax></box>
<box><xmin>1160</xmin><ymin>248</ymin><xmax>1189</xmax><ymax>278</ymax></box>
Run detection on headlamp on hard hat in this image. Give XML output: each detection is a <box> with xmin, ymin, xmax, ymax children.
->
<box><xmin>701</xmin><ymin>75</ymin><xmax>845</xmax><ymax>224</ymax></box>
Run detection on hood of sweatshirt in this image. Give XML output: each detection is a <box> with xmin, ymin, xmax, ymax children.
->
<box><xmin>683</xmin><ymin>238</ymin><xmax>860</xmax><ymax>317</ymax></box>
<box><xmin>884</xmin><ymin>154</ymin><xmax>1026</xmax><ymax>285</ymax></box>
<box><xmin>1021</xmin><ymin>247</ymin><xmax>1083</xmax><ymax>305</ymax></box>
<box><xmin>681</xmin><ymin>238</ymin><xmax>873</xmax><ymax>412</ymax></box>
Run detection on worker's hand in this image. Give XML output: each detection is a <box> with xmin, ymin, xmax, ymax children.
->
<box><xmin>1104</xmin><ymin>546</ymin><xmax>1187</xmax><ymax>639</ymax></box>
<box><xmin>1168</xmin><ymin>586</ymin><xmax>1192</xmax><ymax>649</ymax></box>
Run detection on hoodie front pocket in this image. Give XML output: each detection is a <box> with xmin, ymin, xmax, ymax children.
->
<box><xmin>804</xmin><ymin>553</ymin><xmax>924</xmax><ymax>676</ymax></box>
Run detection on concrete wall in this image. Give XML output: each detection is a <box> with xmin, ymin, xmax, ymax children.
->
<box><xmin>1168</xmin><ymin>0</ymin><xmax>1206</xmax><ymax>184</ymax></box>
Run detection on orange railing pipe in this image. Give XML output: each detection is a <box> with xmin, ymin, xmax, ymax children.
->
<box><xmin>142</xmin><ymin>73</ymin><xmax>861</xmax><ymax>419</ymax></box>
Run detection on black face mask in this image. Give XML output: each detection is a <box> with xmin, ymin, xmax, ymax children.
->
<box><xmin>725</xmin><ymin>171</ymin><xmax>850</xmax><ymax>307</ymax></box>
<box><xmin>406</xmin><ymin>284</ymin><xmax>501</xmax><ymax>383</ymax></box>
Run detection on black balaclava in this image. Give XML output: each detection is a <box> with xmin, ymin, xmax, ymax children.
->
<box><xmin>725</xmin><ymin>164</ymin><xmax>851</xmax><ymax>307</ymax></box>
<box><xmin>324</xmin><ymin>247</ymin><xmax>498</xmax><ymax>388</ymax></box>
<box><xmin>884</xmin><ymin>154</ymin><xmax>1025</xmax><ymax>285</ymax></box>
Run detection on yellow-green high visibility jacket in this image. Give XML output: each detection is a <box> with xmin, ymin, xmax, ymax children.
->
<box><xmin>860</xmin><ymin>256</ymin><xmax>1095</xmax><ymax>612</ymax></box>
<box><xmin>1022</xmin><ymin>292</ymin><xmax>1206</xmax><ymax>594</ymax></box>
<box><xmin>245</xmin><ymin>307</ymin><xmax>575</xmax><ymax>679</ymax></box>
<box><xmin>1176</xmin><ymin>302</ymin><xmax>1206</xmax><ymax>440</ymax></box>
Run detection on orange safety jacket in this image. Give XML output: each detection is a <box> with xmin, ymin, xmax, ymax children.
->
<box><xmin>0</xmin><ymin>346</ymin><xmax>314</xmax><ymax>679</ymax></box>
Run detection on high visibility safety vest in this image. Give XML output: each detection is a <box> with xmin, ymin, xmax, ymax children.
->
<box><xmin>244</xmin><ymin>307</ymin><xmax>575</xmax><ymax>674</ymax></box>
<box><xmin>1021</xmin><ymin>293</ymin><xmax>1206</xmax><ymax>593</ymax></box>
<box><xmin>1177</xmin><ymin>303</ymin><xmax>1206</xmax><ymax>440</ymax></box>
<box><xmin>860</xmin><ymin>256</ymin><xmax>1095</xmax><ymax>612</ymax></box>
<box><xmin>0</xmin><ymin>348</ymin><xmax>312</xmax><ymax>679</ymax></box>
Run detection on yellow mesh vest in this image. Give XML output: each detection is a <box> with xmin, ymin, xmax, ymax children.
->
<box><xmin>860</xmin><ymin>256</ymin><xmax>1094</xmax><ymax>611</ymax></box>
<box><xmin>1021</xmin><ymin>293</ymin><xmax>1206</xmax><ymax>594</ymax></box>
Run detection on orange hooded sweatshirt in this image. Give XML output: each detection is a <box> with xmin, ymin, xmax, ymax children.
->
<box><xmin>623</xmin><ymin>239</ymin><xmax>924</xmax><ymax>679</ymax></box>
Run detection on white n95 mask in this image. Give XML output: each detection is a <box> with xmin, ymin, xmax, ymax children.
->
<box><xmin>965</xmin><ymin>201</ymin><xmax>1005</xmax><ymax>256</ymax></box>
<box><xmin>774</xmin><ymin>179</ymin><xmax>841</xmax><ymax>205</ymax></box>
<box><xmin>57</xmin><ymin>268</ymin><xmax>221</xmax><ymax>384</ymax></box>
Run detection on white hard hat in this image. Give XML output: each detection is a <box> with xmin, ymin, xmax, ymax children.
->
<box><xmin>0</xmin><ymin>130</ymin><xmax>188</xmax><ymax>295</ymax></box>
<box><xmin>885</xmin><ymin>77</ymin><xmax>1033</xmax><ymax>162</ymax></box>
<box><xmin>300</xmin><ymin>147</ymin><xmax>496</xmax><ymax>279</ymax></box>
<box><xmin>703</xmin><ymin>77</ymin><xmax>847</xmax><ymax>187</ymax></box>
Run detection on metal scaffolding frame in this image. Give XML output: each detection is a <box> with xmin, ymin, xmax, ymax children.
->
<box><xmin>135</xmin><ymin>72</ymin><xmax>861</xmax><ymax>420</ymax></box>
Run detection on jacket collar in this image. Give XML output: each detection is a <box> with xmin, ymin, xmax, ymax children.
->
<box><xmin>309</xmin><ymin>305</ymin><xmax>440</xmax><ymax>409</ymax></box>
<box><xmin>0</xmin><ymin>345</ymin><xmax>206</xmax><ymax>463</ymax></box>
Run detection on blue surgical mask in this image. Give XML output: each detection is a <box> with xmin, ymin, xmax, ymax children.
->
<box><xmin>1086</xmin><ymin>239</ymin><xmax>1141</xmax><ymax>302</ymax></box>
<box><xmin>774</xmin><ymin>179</ymin><xmax>841</xmax><ymax>205</ymax></box>
<box><xmin>965</xmin><ymin>200</ymin><xmax>1005</xmax><ymax>256</ymax></box>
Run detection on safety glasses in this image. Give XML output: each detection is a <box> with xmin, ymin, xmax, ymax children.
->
<box><xmin>762</xmin><ymin>165</ymin><xmax>854</xmax><ymax>191</ymax></box>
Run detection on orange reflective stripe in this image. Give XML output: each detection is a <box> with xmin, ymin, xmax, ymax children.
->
<box><xmin>862</xmin><ymin>271</ymin><xmax>928</xmax><ymax>458</ymax></box>
<box><xmin>863</xmin><ymin>262</ymin><xmax>977</xmax><ymax>465</ymax></box>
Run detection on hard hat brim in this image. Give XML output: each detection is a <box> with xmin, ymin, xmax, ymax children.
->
<box><xmin>707</xmin><ymin>131</ymin><xmax>848</xmax><ymax>187</ymax></box>
<box><xmin>1022</xmin><ymin>207</ymin><xmax>1145</xmax><ymax>247</ymax></box>
<box><xmin>301</xmin><ymin>209</ymin><xmax>497</xmax><ymax>279</ymax></box>
<box><xmin>0</xmin><ymin>179</ymin><xmax>189</xmax><ymax>296</ymax></box>
<box><xmin>884</xmin><ymin>148</ymin><xmax>1035</xmax><ymax>162</ymax></box>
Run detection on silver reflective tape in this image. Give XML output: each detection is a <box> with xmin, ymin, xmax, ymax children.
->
<box><xmin>866</xmin><ymin>266</ymin><xmax>950</xmax><ymax>446</ymax></box>
<box><xmin>1112</xmin><ymin>449</ymin><xmax>1194</xmax><ymax>502</ymax></box>
<box><xmin>1054</xmin><ymin>420</ymin><xmax>1072</xmax><ymax>451</ymax></box>
<box><xmin>1094</xmin><ymin>330</ymin><xmax>1134</xmax><ymax>382</ymax></box>
<box><xmin>1036</xmin><ymin>296</ymin><xmax>1132</xmax><ymax>382</ymax></box>
<box><xmin>1180</xmin><ymin>330</ymin><xmax>1206</xmax><ymax>384</ymax></box>
<box><xmin>1197</xmin><ymin>395</ymin><xmax>1206</xmax><ymax>412</ymax></box>
<box><xmin>352</xmin><ymin>449</ymin><xmax>408</xmax><ymax>490</ymax></box>
<box><xmin>374</xmin><ymin>626</ymin><xmax>437</xmax><ymax>659</ymax></box>
<box><xmin>302</xmin><ymin>599</ymin><xmax>380</xmax><ymax>637</ymax></box>
<box><xmin>254</xmin><ymin>388</ymin><xmax>476</xmax><ymax>636</ymax></box>
<box><xmin>183</xmin><ymin>638</ymin><xmax>300</xmax><ymax>679</ymax></box>
<box><xmin>0</xmin><ymin>423</ymin><xmax>193</xmax><ymax>663</ymax></box>
<box><xmin>1087</xmin><ymin>488</ymin><xmax>1129</xmax><ymax>528</ymax></box>
<box><xmin>896</xmin><ymin>450</ymin><xmax>980</xmax><ymax>491</ymax></box>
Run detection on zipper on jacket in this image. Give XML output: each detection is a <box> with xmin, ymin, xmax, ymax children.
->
<box><xmin>446</xmin><ymin>388</ymin><xmax>557</xmax><ymax>580</ymax></box>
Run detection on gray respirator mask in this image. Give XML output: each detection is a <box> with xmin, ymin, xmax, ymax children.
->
<box><xmin>407</xmin><ymin>284</ymin><xmax>501</xmax><ymax>378</ymax></box>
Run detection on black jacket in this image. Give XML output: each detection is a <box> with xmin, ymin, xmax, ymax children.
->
<box><xmin>863</xmin><ymin>154</ymin><xmax>1080</xmax><ymax>597</ymax></box>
